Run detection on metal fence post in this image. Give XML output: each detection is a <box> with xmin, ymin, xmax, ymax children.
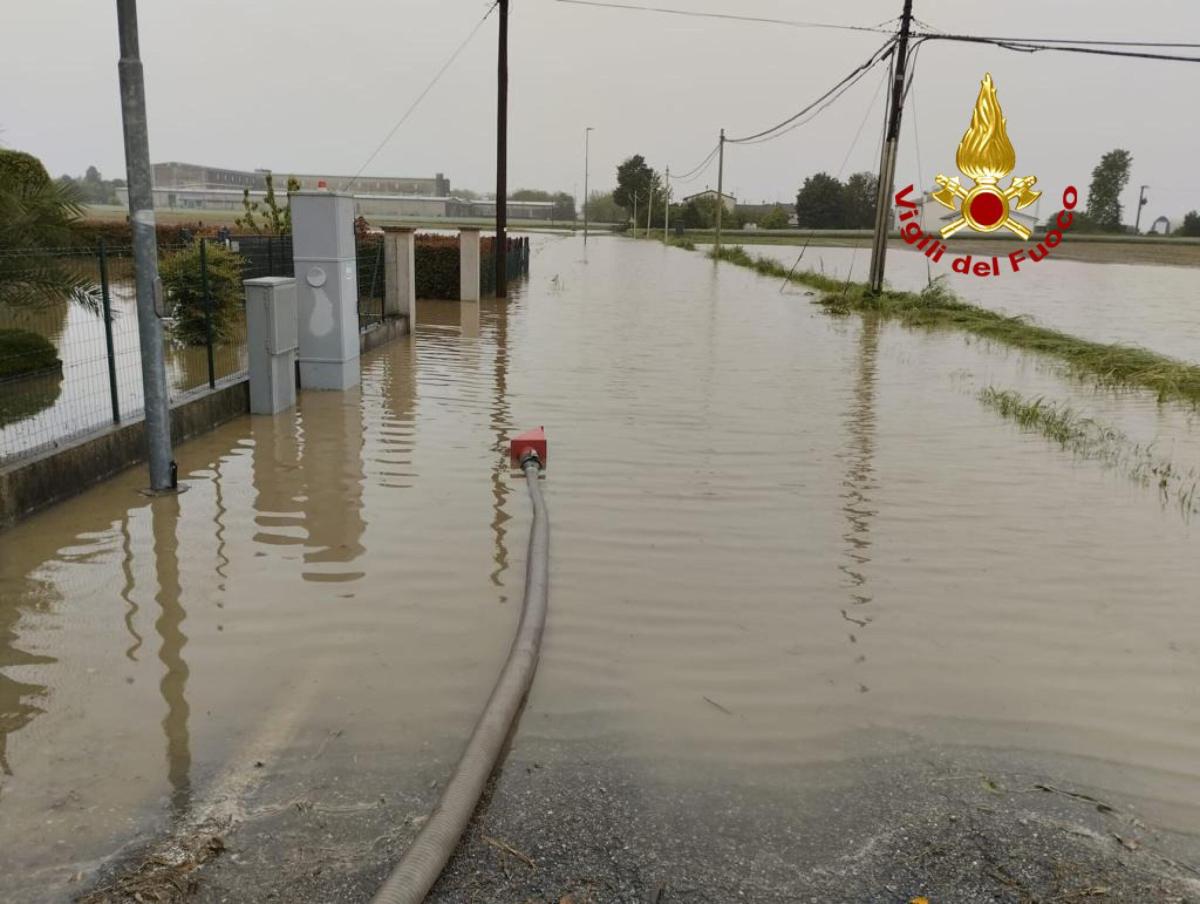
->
<box><xmin>99</xmin><ymin>240</ymin><xmax>121</xmax><ymax>424</ymax></box>
<box><xmin>200</xmin><ymin>238</ymin><xmax>216</xmax><ymax>389</ymax></box>
<box><xmin>267</xmin><ymin>236</ymin><xmax>274</xmax><ymax>276</ymax></box>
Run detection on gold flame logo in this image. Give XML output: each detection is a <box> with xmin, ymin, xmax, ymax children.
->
<box><xmin>956</xmin><ymin>74</ymin><xmax>1015</xmax><ymax>181</ymax></box>
<box><xmin>933</xmin><ymin>73</ymin><xmax>1040</xmax><ymax>239</ymax></box>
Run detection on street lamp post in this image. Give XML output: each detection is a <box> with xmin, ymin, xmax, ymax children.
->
<box><xmin>583</xmin><ymin>127</ymin><xmax>594</xmax><ymax>241</ymax></box>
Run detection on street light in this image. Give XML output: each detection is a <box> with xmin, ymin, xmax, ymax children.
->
<box><xmin>583</xmin><ymin>126</ymin><xmax>594</xmax><ymax>241</ymax></box>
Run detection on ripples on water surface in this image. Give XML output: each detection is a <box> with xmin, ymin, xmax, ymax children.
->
<box><xmin>1</xmin><ymin>235</ymin><xmax>1197</xmax><ymax>898</ymax></box>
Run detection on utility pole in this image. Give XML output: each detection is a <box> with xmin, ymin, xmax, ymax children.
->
<box><xmin>583</xmin><ymin>126</ymin><xmax>594</xmax><ymax>241</ymax></box>
<box><xmin>867</xmin><ymin>0</ymin><xmax>914</xmax><ymax>294</ymax></box>
<box><xmin>646</xmin><ymin>181</ymin><xmax>654</xmax><ymax>237</ymax></box>
<box><xmin>116</xmin><ymin>0</ymin><xmax>174</xmax><ymax>492</ymax></box>
<box><xmin>495</xmin><ymin>0</ymin><xmax>509</xmax><ymax>297</ymax></box>
<box><xmin>633</xmin><ymin>191</ymin><xmax>638</xmax><ymax>238</ymax></box>
<box><xmin>1135</xmin><ymin>184</ymin><xmax>1149</xmax><ymax>234</ymax></box>
<box><xmin>664</xmin><ymin>166</ymin><xmax>670</xmax><ymax>241</ymax></box>
<box><xmin>714</xmin><ymin>129</ymin><xmax>725</xmax><ymax>256</ymax></box>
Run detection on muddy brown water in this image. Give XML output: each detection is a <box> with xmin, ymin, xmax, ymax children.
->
<box><xmin>1</xmin><ymin>235</ymin><xmax>1198</xmax><ymax>901</ymax></box>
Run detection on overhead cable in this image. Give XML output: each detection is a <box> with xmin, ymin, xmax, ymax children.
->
<box><xmin>726</xmin><ymin>39</ymin><xmax>896</xmax><ymax>145</ymax></box>
<box><xmin>555</xmin><ymin>0</ymin><xmax>897</xmax><ymax>34</ymax></box>
<box><xmin>343</xmin><ymin>2</ymin><xmax>499</xmax><ymax>191</ymax></box>
<box><xmin>670</xmin><ymin>143</ymin><xmax>721</xmax><ymax>184</ymax></box>
<box><xmin>912</xmin><ymin>32</ymin><xmax>1200</xmax><ymax>63</ymax></box>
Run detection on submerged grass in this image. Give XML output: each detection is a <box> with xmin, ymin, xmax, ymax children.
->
<box><xmin>980</xmin><ymin>387</ymin><xmax>1200</xmax><ymax>517</ymax></box>
<box><xmin>708</xmin><ymin>245</ymin><xmax>1200</xmax><ymax>406</ymax></box>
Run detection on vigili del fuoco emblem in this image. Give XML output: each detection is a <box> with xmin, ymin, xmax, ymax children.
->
<box><xmin>933</xmin><ymin>73</ymin><xmax>1041</xmax><ymax>239</ymax></box>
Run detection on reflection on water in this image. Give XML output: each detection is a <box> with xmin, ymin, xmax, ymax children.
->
<box><xmin>1</xmin><ymin>236</ymin><xmax>1199</xmax><ymax>901</ymax></box>
<box><xmin>295</xmin><ymin>392</ymin><xmax>367</xmax><ymax>585</ymax></box>
<box><xmin>0</xmin><ymin>617</ymin><xmax>49</xmax><ymax>777</ymax></box>
<box><xmin>488</xmin><ymin>301</ymin><xmax>512</xmax><ymax>600</ymax></box>
<box><xmin>839</xmin><ymin>316</ymin><xmax>879</xmax><ymax>689</ymax></box>
<box><xmin>151</xmin><ymin>495</ymin><xmax>191</xmax><ymax>816</ymax></box>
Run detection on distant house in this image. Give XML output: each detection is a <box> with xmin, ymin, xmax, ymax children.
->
<box><xmin>682</xmin><ymin>189</ymin><xmax>737</xmax><ymax>214</ymax></box>
<box><xmin>738</xmin><ymin>201</ymin><xmax>792</xmax><ymax>222</ymax></box>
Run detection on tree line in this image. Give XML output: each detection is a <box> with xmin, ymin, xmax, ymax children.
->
<box><xmin>595</xmin><ymin>148</ymin><xmax>1200</xmax><ymax>237</ymax></box>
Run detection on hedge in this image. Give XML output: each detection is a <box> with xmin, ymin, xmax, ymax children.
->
<box><xmin>0</xmin><ymin>327</ymin><xmax>60</xmax><ymax>380</ymax></box>
<box><xmin>72</xmin><ymin>220</ymin><xmax>223</xmax><ymax>250</ymax></box>
<box><xmin>356</xmin><ymin>233</ymin><xmax>531</xmax><ymax>301</ymax></box>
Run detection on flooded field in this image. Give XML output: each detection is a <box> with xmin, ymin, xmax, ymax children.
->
<box><xmin>2</xmin><ymin>235</ymin><xmax>1199</xmax><ymax>901</ymax></box>
<box><xmin>722</xmin><ymin>242</ymin><xmax>1200</xmax><ymax>363</ymax></box>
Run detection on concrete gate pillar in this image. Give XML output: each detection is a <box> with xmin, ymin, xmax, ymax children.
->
<box><xmin>382</xmin><ymin>226</ymin><xmax>416</xmax><ymax>325</ymax></box>
<box><xmin>290</xmin><ymin>190</ymin><xmax>360</xmax><ymax>390</ymax></box>
<box><xmin>459</xmin><ymin>227</ymin><xmax>481</xmax><ymax>302</ymax></box>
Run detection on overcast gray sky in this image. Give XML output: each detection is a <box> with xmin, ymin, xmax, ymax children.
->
<box><xmin>4</xmin><ymin>1</ymin><xmax>1199</xmax><ymax>223</ymax></box>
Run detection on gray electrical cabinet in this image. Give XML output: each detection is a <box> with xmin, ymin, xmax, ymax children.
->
<box><xmin>290</xmin><ymin>190</ymin><xmax>361</xmax><ymax>390</ymax></box>
<box><xmin>245</xmin><ymin>277</ymin><xmax>298</xmax><ymax>415</ymax></box>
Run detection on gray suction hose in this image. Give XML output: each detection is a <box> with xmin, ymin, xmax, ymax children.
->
<box><xmin>371</xmin><ymin>454</ymin><xmax>549</xmax><ymax>904</ymax></box>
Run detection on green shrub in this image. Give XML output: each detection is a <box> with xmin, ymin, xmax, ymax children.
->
<box><xmin>71</xmin><ymin>220</ymin><xmax>218</xmax><ymax>250</ymax></box>
<box><xmin>415</xmin><ymin>236</ymin><xmax>461</xmax><ymax>299</ymax></box>
<box><xmin>759</xmin><ymin>205</ymin><xmax>791</xmax><ymax>230</ymax></box>
<box><xmin>0</xmin><ymin>327</ymin><xmax>59</xmax><ymax>379</ymax></box>
<box><xmin>0</xmin><ymin>150</ymin><xmax>52</xmax><ymax>190</ymax></box>
<box><xmin>159</xmin><ymin>242</ymin><xmax>245</xmax><ymax>346</ymax></box>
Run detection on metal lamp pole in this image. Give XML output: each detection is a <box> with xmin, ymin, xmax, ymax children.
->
<box><xmin>116</xmin><ymin>0</ymin><xmax>175</xmax><ymax>492</ymax></box>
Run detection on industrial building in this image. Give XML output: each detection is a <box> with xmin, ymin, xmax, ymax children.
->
<box><xmin>151</xmin><ymin>162</ymin><xmax>451</xmax><ymax>197</ymax></box>
<box><xmin>116</xmin><ymin>183</ymin><xmax>570</xmax><ymax>223</ymax></box>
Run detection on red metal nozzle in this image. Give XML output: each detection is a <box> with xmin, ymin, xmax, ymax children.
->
<box><xmin>509</xmin><ymin>427</ymin><xmax>547</xmax><ymax>469</ymax></box>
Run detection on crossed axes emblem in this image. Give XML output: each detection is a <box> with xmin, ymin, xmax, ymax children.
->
<box><xmin>932</xmin><ymin>174</ymin><xmax>1041</xmax><ymax>240</ymax></box>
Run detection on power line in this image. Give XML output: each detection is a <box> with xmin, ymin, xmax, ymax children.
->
<box><xmin>776</xmin><ymin>57</ymin><xmax>892</xmax><ymax>293</ymax></box>
<box><xmin>726</xmin><ymin>39</ymin><xmax>896</xmax><ymax>144</ymax></box>
<box><xmin>917</xmin><ymin>30</ymin><xmax>1200</xmax><ymax>49</ymax></box>
<box><xmin>342</xmin><ymin>2</ymin><xmax>499</xmax><ymax>191</ymax></box>
<box><xmin>670</xmin><ymin>143</ymin><xmax>721</xmax><ymax>184</ymax></box>
<box><xmin>554</xmin><ymin>0</ymin><xmax>896</xmax><ymax>34</ymax></box>
<box><xmin>912</xmin><ymin>32</ymin><xmax>1200</xmax><ymax>63</ymax></box>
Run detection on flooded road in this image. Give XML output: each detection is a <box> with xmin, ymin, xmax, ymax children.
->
<box><xmin>726</xmin><ymin>241</ymin><xmax>1200</xmax><ymax>363</ymax></box>
<box><xmin>2</xmin><ymin>235</ymin><xmax>1199</xmax><ymax>901</ymax></box>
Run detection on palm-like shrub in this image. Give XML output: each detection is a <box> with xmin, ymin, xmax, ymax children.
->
<box><xmin>0</xmin><ymin>150</ymin><xmax>100</xmax><ymax>310</ymax></box>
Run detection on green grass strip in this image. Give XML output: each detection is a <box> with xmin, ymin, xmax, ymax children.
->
<box><xmin>709</xmin><ymin>245</ymin><xmax>1200</xmax><ymax>406</ymax></box>
<box><xmin>980</xmin><ymin>387</ymin><xmax>1199</xmax><ymax>516</ymax></box>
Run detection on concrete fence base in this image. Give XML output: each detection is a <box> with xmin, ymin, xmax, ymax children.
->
<box><xmin>0</xmin><ymin>377</ymin><xmax>250</xmax><ymax>530</ymax></box>
<box><xmin>0</xmin><ymin>314</ymin><xmax>410</xmax><ymax>531</ymax></box>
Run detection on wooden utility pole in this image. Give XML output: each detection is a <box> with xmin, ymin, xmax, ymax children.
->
<box><xmin>496</xmin><ymin>0</ymin><xmax>509</xmax><ymax>297</ymax></box>
<box><xmin>714</xmin><ymin>129</ymin><xmax>725</xmax><ymax>255</ymax></box>
<box><xmin>664</xmin><ymin>166</ymin><xmax>670</xmax><ymax>241</ymax></box>
<box><xmin>867</xmin><ymin>0</ymin><xmax>914</xmax><ymax>294</ymax></box>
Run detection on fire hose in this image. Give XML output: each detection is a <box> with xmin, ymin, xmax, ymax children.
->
<box><xmin>371</xmin><ymin>430</ymin><xmax>549</xmax><ymax>904</ymax></box>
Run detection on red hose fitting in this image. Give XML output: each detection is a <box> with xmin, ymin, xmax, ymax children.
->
<box><xmin>509</xmin><ymin>427</ymin><xmax>547</xmax><ymax>470</ymax></box>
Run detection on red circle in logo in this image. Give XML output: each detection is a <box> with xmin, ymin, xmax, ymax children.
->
<box><xmin>969</xmin><ymin>190</ymin><xmax>1006</xmax><ymax>227</ymax></box>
